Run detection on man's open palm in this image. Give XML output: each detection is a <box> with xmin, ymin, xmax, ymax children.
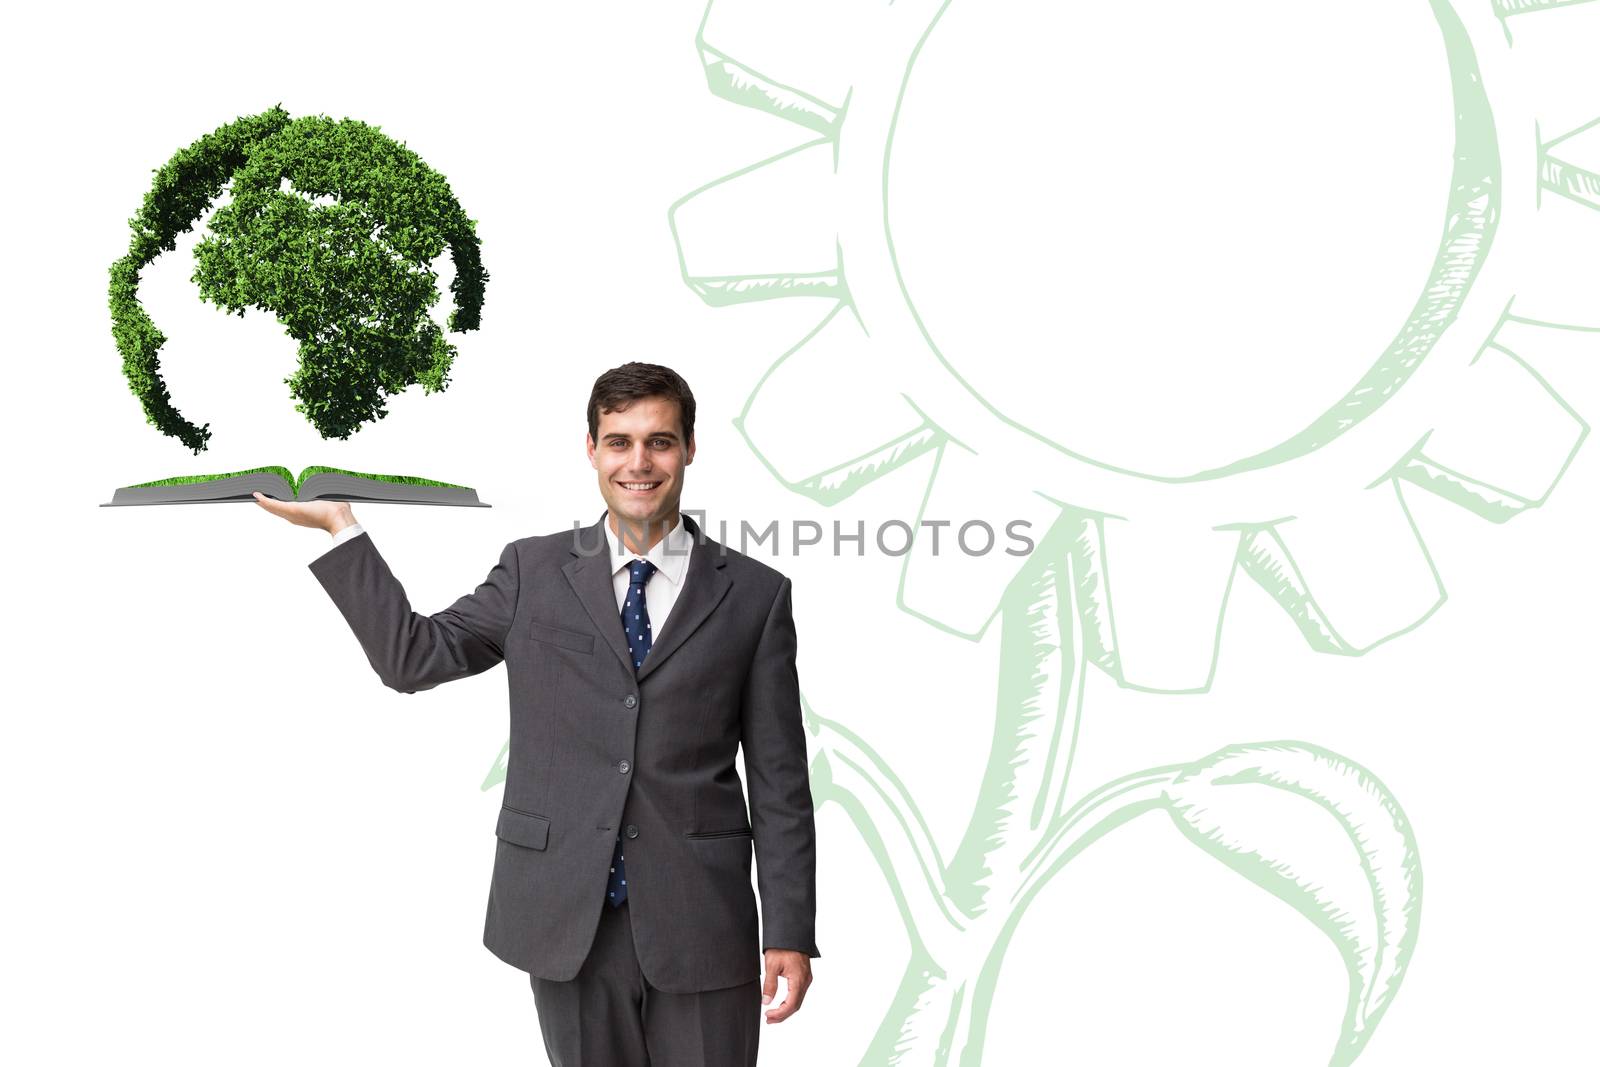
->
<box><xmin>251</xmin><ymin>492</ymin><xmax>353</xmax><ymax>534</ymax></box>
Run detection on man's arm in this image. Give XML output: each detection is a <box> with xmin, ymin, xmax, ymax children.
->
<box><xmin>307</xmin><ymin>529</ymin><xmax>520</xmax><ymax>695</ymax></box>
<box><xmin>322</xmin><ymin>521</ymin><xmax>366</xmax><ymax>551</ymax></box>
<box><xmin>740</xmin><ymin>576</ymin><xmax>821</xmax><ymax>959</ymax></box>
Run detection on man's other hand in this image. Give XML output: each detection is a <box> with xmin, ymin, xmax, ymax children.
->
<box><xmin>760</xmin><ymin>949</ymin><xmax>812</xmax><ymax>1023</ymax></box>
<box><xmin>251</xmin><ymin>492</ymin><xmax>356</xmax><ymax>536</ymax></box>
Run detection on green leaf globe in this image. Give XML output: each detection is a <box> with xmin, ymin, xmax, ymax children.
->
<box><xmin>108</xmin><ymin>106</ymin><xmax>489</xmax><ymax>453</ymax></box>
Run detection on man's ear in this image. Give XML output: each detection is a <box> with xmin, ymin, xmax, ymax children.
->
<box><xmin>586</xmin><ymin>433</ymin><xmax>596</xmax><ymax>467</ymax></box>
<box><xmin>686</xmin><ymin>435</ymin><xmax>696</xmax><ymax>464</ymax></box>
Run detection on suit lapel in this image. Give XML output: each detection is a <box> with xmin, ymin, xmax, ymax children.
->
<box><xmin>563</xmin><ymin>510</ymin><xmax>732</xmax><ymax>682</ymax></box>
<box><xmin>564</xmin><ymin>513</ymin><xmax>635</xmax><ymax>676</ymax></box>
<box><xmin>637</xmin><ymin>513</ymin><xmax>732</xmax><ymax>682</ymax></box>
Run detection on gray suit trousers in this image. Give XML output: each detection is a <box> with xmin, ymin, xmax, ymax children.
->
<box><xmin>530</xmin><ymin>899</ymin><xmax>760</xmax><ymax>1066</ymax></box>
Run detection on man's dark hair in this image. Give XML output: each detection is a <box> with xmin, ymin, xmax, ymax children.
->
<box><xmin>587</xmin><ymin>362</ymin><xmax>696</xmax><ymax>445</ymax></box>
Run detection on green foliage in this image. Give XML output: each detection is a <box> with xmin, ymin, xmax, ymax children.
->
<box><xmin>127</xmin><ymin>465</ymin><xmax>296</xmax><ymax>488</ymax></box>
<box><xmin>108</xmin><ymin>106</ymin><xmax>489</xmax><ymax>453</ymax></box>
<box><xmin>290</xmin><ymin>465</ymin><xmax>468</xmax><ymax>492</ymax></box>
<box><xmin>128</xmin><ymin>465</ymin><xmax>467</xmax><ymax>492</ymax></box>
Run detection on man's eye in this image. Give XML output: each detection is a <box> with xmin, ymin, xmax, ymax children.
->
<box><xmin>650</xmin><ymin>438</ymin><xmax>670</xmax><ymax>448</ymax></box>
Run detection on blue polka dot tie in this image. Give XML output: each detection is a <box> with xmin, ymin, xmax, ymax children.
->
<box><xmin>607</xmin><ymin>558</ymin><xmax>656</xmax><ymax>908</ymax></box>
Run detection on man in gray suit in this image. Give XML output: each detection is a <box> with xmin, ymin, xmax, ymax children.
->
<box><xmin>253</xmin><ymin>363</ymin><xmax>818</xmax><ymax>1065</ymax></box>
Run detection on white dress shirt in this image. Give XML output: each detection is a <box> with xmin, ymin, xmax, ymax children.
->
<box><xmin>601</xmin><ymin>511</ymin><xmax>693</xmax><ymax>628</ymax></box>
<box><xmin>317</xmin><ymin>512</ymin><xmax>694</xmax><ymax>631</ymax></box>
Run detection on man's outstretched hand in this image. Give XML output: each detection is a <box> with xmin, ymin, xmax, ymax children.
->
<box><xmin>761</xmin><ymin>949</ymin><xmax>812</xmax><ymax>1023</ymax></box>
<box><xmin>251</xmin><ymin>492</ymin><xmax>357</xmax><ymax>536</ymax></box>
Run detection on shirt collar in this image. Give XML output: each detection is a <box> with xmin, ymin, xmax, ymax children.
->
<box><xmin>604</xmin><ymin>511</ymin><xmax>692</xmax><ymax>587</ymax></box>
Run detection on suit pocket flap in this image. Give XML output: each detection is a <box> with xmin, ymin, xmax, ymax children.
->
<box><xmin>496</xmin><ymin>806</ymin><xmax>550</xmax><ymax>850</ymax></box>
<box><xmin>685</xmin><ymin>826</ymin><xmax>753</xmax><ymax>839</ymax></box>
<box><xmin>525</xmin><ymin>620</ymin><xmax>595</xmax><ymax>653</ymax></box>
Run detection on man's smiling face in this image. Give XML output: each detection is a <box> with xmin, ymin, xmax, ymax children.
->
<box><xmin>588</xmin><ymin>394</ymin><xmax>695</xmax><ymax>550</ymax></box>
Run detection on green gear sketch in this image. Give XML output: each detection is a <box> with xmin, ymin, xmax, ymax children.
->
<box><xmin>1494</xmin><ymin>0</ymin><xmax>1600</xmax><ymax>42</ymax></box>
<box><xmin>647</xmin><ymin>0</ymin><xmax>1596</xmax><ymax>1063</ymax></box>
<box><xmin>108</xmin><ymin>106</ymin><xmax>488</xmax><ymax>454</ymax></box>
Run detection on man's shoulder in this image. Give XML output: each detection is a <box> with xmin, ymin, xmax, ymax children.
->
<box><xmin>507</xmin><ymin>524</ymin><xmax>592</xmax><ymax>565</ymax></box>
<box><xmin>701</xmin><ymin>533</ymin><xmax>792</xmax><ymax>597</ymax></box>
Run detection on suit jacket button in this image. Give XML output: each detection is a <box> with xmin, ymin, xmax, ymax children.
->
<box><xmin>625</xmin><ymin>824</ymin><xmax>639</xmax><ymax>839</ymax></box>
<box><xmin>618</xmin><ymin>760</ymin><xmax>631</xmax><ymax>774</ymax></box>
<box><xmin>623</xmin><ymin>694</ymin><xmax>637</xmax><ymax>708</ymax></box>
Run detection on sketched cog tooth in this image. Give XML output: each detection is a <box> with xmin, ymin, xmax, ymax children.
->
<box><xmin>671</xmin><ymin>0</ymin><xmax>1591</xmax><ymax>693</ymax></box>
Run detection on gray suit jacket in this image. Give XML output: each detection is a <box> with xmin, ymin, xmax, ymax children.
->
<box><xmin>308</xmin><ymin>510</ymin><xmax>820</xmax><ymax>993</ymax></box>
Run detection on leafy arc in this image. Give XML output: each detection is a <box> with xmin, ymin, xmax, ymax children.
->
<box><xmin>108</xmin><ymin>105</ymin><xmax>488</xmax><ymax>454</ymax></box>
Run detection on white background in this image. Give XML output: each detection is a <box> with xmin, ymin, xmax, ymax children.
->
<box><xmin>4</xmin><ymin>1</ymin><xmax>1597</xmax><ymax>1064</ymax></box>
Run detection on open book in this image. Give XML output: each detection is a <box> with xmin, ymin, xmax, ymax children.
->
<box><xmin>101</xmin><ymin>465</ymin><xmax>490</xmax><ymax>507</ymax></box>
